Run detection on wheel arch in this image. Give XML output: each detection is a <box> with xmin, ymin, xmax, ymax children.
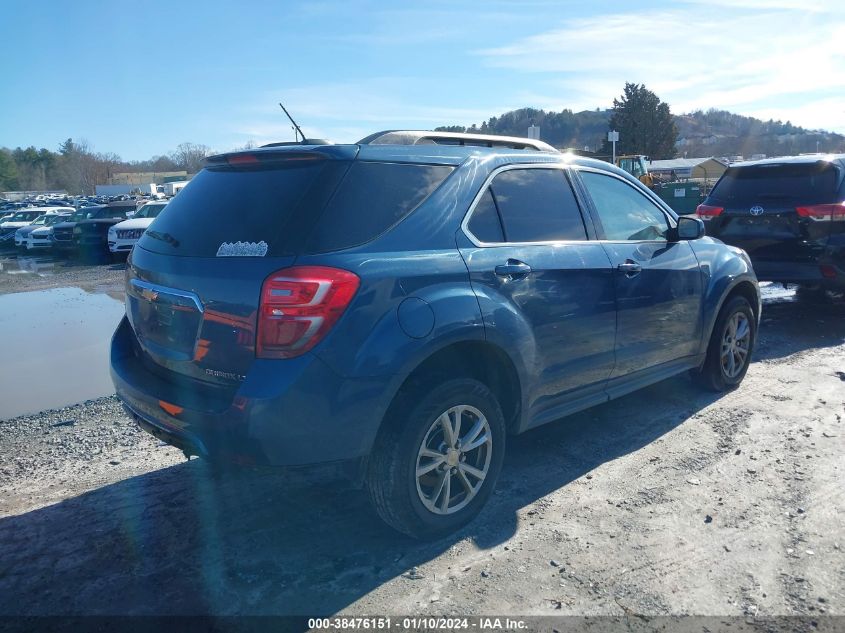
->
<box><xmin>702</xmin><ymin>276</ymin><xmax>761</xmax><ymax>357</ymax></box>
<box><xmin>723</xmin><ymin>280</ymin><xmax>760</xmax><ymax>323</ymax></box>
<box><xmin>382</xmin><ymin>340</ymin><xmax>523</xmax><ymax>437</ymax></box>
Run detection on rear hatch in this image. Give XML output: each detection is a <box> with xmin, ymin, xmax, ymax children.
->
<box><xmin>126</xmin><ymin>147</ymin><xmax>356</xmax><ymax>391</ymax></box>
<box><xmin>703</xmin><ymin>161</ymin><xmax>842</xmax><ymax>263</ymax></box>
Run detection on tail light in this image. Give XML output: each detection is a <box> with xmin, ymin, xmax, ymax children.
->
<box><xmin>796</xmin><ymin>203</ymin><xmax>845</xmax><ymax>221</ymax></box>
<box><xmin>257</xmin><ymin>266</ymin><xmax>360</xmax><ymax>359</ymax></box>
<box><xmin>695</xmin><ymin>204</ymin><xmax>723</xmax><ymax>220</ymax></box>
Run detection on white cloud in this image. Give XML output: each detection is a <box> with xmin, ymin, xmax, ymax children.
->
<box><xmin>746</xmin><ymin>97</ymin><xmax>845</xmax><ymax>134</ymax></box>
<box><xmin>476</xmin><ymin>4</ymin><xmax>845</xmax><ymax>132</ymax></box>
<box><xmin>677</xmin><ymin>0</ymin><xmax>842</xmax><ymax>11</ymax></box>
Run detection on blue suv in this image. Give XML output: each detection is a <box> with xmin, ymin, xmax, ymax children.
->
<box><xmin>110</xmin><ymin>131</ymin><xmax>761</xmax><ymax>538</ymax></box>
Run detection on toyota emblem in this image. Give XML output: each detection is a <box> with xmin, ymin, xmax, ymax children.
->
<box><xmin>749</xmin><ymin>206</ymin><xmax>764</xmax><ymax>216</ymax></box>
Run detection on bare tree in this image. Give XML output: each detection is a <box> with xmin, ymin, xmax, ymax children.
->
<box><xmin>169</xmin><ymin>142</ymin><xmax>212</xmax><ymax>173</ymax></box>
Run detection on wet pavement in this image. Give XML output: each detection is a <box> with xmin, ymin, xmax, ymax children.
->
<box><xmin>0</xmin><ymin>251</ymin><xmax>100</xmax><ymax>277</ymax></box>
<box><xmin>0</xmin><ymin>287</ymin><xmax>125</xmax><ymax>420</ymax></box>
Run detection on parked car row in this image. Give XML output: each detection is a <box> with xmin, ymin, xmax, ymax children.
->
<box><xmin>0</xmin><ymin>198</ymin><xmax>168</xmax><ymax>258</ymax></box>
<box><xmin>0</xmin><ymin>192</ymin><xmax>155</xmax><ymax>214</ymax></box>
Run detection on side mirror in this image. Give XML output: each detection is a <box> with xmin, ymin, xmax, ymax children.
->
<box><xmin>676</xmin><ymin>216</ymin><xmax>705</xmax><ymax>241</ymax></box>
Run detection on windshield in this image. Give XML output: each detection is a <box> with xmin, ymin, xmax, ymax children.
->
<box><xmin>32</xmin><ymin>215</ymin><xmax>48</xmax><ymax>225</ymax></box>
<box><xmin>45</xmin><ymin>214</ymin><xmax>69</xmax><ymax>225</ymax></box>
<box><xmin>8</xmin><ymin>212</ymin><xmax>38</xmax><ymax>222</ymax></box>
<box><xmin>69</xmin><ymin>207</ymin><xmax>107</xmax><ymax>221</ymax></box>
<box><xmin>135</xmin><ymin>203</ymin><xmax>167</xmax><ymax>219</ymax></box>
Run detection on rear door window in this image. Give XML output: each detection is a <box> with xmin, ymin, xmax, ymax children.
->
<box><xmin>305</xmin><ymin>162</ymin><xmax>453</xmax><ymax>252</ymax></box>
<box><xmin>488</xmin><ymin>168</ymin><xmax>587</xmax><ymax>242</ymax></box>
<box><xmin>710</xmin><ymin>163</ymin><xmax>840</xmax><ymax>205</ymax></box>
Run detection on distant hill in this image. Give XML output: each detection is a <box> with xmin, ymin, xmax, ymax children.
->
<box><xmin>436</xmin><ymin>108</ymin><xmax>845</xmax><ymax>159</ymax></box>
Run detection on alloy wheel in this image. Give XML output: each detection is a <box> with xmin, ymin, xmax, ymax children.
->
<box><xmin>720</xmin><ymin>312</ymin><xmax>750</xmax><ymax>379</ymax></box>
<box><xmin>415</xmin><ymin>404</ymin><xmax>493</xmax><ymax>515</ymax></box>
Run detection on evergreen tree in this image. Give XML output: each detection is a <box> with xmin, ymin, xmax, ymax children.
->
<box><xmin>603</xmin><ymin>83</ymin><xmax>678</xmax><ymax>159</ymax></box>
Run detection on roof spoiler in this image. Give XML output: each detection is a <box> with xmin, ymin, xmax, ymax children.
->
<box><xmin>358</xmin><ymin>130</ymin><xmax>559</xmax><ymax>153</ymax></box>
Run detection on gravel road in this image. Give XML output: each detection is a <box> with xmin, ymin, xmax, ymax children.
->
<box><xmin>0</xmin><ymin>260</ymin><xmax>843</xmax><ymax>618</ymax></box>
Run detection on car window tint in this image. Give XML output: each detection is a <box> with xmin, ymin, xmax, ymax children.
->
<box><xmin>467</xmin><ymin>189</ymin><xmax>504</xmax><ymax>242</ymax></box>
<box><xmin>709</xmin><ymin>162</ymin><xmax>840</xmax><ymax>205</ymax></box>
<box><xmin>138</xmin><ymin>160</ymin><xmax>350</xmax><ymax>257</ymax></box>
<box><xmin>580</xmin><ymin>171</ymin><xmax>669</xmax><ymax>241</ymax></box>
<box><xmin>490</xmin><ymin>168</ymin><xmax>587</xmax><ymax>242</ymax></box>
<box><xmin>306</xmin><ymin>162</ymin><xmax>453</xmax><ymax>252</ymax></box>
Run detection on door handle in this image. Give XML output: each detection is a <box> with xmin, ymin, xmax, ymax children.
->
<box><xmin>617</xmin><ymin>261</ymin><xmax>642</xmax><ymax>277</ymax></box>
<box><xmin>495</xmin><ymin>259</ymin><xmax>532</xmax><ymax>280</ymax></box>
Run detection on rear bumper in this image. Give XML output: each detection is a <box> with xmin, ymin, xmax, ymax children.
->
<box><xmin>110</xmin><ymin>316</ymin><xmax>393</xmax><ymax>467</ymax></box>
<box><xmin>752</xmin><ymin>258</ymin><xmax>845</xmax><ymax>288</ymax></box>
<box><xmin>123</xmin><ymin>402</ymin><xmax>209</xmax><ymax>458</ymax></box>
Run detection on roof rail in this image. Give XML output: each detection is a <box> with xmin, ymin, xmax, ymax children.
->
<box><xmin>358</xmin><ymin>130</ymin><xmax>558</xmax><ymax>153</ymax></box>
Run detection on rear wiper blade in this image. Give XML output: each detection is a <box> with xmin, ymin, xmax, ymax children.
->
<box><xmin>145</xmin><ymin>230</ymin><xmax>180</xmax><ymax>248</ymax></box>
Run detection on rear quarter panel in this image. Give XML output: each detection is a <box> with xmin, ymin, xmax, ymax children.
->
<box><xmin>296</xmin><ymin>249</ymin><xmax>486</xmax><ymax>379</ymax></box>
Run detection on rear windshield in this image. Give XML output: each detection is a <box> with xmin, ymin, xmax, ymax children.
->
<box><xmin>138</xmin><ymin>158</ymin><xmax>453</xmax><ymax>257</ymax></box>
<box><xmin>138</xmin><ymin>159</ymin><xmax>349</xmax><ymax>257</ymax></box>
<box><xmin>710</xmin><ymin>162</ymin><xmax>841</xmax><ymax>205</ymax></box>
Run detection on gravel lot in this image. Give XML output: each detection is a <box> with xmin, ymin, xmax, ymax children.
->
<box><xmin>0</xmin><ymin>256</ymin><xmax>843</xmax><ymax>618</ymax></box>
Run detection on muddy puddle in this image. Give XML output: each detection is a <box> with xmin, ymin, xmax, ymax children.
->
<box><xmin>0</xmin><ymin>287</ymin><xmax>126</xmax><ymax>420</ymax></box>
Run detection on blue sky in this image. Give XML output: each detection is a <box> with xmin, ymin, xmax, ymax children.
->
<box><xmin>2</xmin><ymin>0</ymin><xmax>844</xmax><ymax>160</ymax></box>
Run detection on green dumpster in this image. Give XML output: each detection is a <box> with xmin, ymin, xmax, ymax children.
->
<box><xmin>654</xmin><ymin>182</ymin><xmax>703</xmax><ymax>215</ymax></box>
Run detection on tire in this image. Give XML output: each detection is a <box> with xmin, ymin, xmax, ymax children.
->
<box><xmin>366</xmin><ymin>378</ymin><xmax>506</xmax><ymax>540</ymax></box>
<box><xmin>695</xmin><ymin>296</ymin><xmax>755</xmax><ymax>392</ymax></box>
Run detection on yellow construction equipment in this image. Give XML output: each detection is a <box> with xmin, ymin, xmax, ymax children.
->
<box><xmin>616</xmin><ymin>155</ymin><xmax>654</xmax><ymax>187</ymax></box>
